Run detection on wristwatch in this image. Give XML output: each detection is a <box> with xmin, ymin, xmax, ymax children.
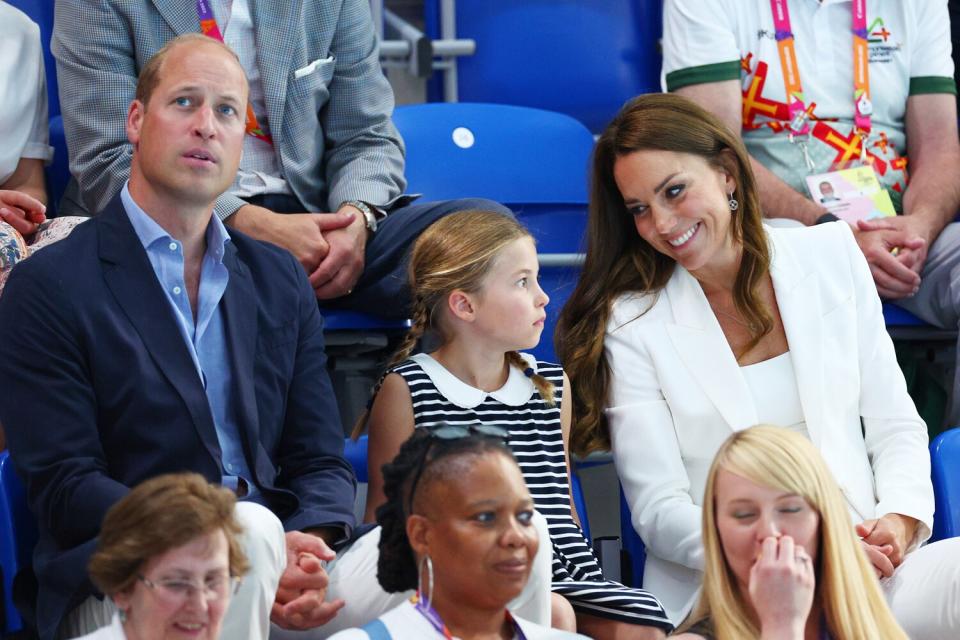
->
<box><xmin>341</xmin><ymin>200</ymin><xmax>379</xmax><ymax>234</ymax></box>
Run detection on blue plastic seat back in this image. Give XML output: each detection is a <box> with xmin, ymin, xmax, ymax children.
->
<box><xmin>619</xmin><ymin>486</ymin><xmax>646</xmax><ymax>588</ymax></box>
<box><xmin>393</xmin><ymin>102</ymin><xmax>593</xmax><ymax>207</ymax></box>
<box><xmin>0</xmin><ymin>451</ymin><xmax>38</xmax><ymax>634</ymax></box>
<box><xmin>425</xmin><ymin>0</ymin><xmax>662</xmax><ymax>133</ymax></box>
<box><xmin>569</xmin><ymin>468</ymin><xmax>590</xmax><ymax>542</ymax></box>
<box><xmin>344</xmin><ymin>435</ymin><xmax>369</xmax><ymax>484</ymax></box>
<box><xmin>392</xmin><ymin>103</ymin><xmax>594</xmax><ymax>363</ymax></box>
<box><xmin>930</xmin><ymin>427</ymin><xmax>960</xmax><ymax>542</ymax></box>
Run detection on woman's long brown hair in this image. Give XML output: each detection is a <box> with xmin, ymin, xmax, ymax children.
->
<box><xmin>556</xmin><ymin>93</ymin><xmax>772</xmax><ymax>455</ymax></box>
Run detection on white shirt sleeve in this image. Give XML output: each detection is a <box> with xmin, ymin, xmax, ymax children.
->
<box><xmin>662</xmin><ymin>0</ymin><xmax>741</xmax><ymax>90</ymax></box>
<box><xmin>907</xmin><ymin>0</ymin><xmax>955</xmax><ymax>91</ymax></box>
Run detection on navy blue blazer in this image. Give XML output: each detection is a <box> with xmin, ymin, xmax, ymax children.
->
<box><xmin>0</xmin><ymin>194</ymin><xmax>356</xmax><ymax>639</ymax></box>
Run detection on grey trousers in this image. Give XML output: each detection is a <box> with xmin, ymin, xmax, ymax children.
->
<box><xmin>891</xmin><ymin>221</ymin><xmax>960</xmax><ymax>427</ymax></box>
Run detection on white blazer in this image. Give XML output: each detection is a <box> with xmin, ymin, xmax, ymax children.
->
<box><xmin>604</xmin><ymin>222</ymin><xmax>933</xmax><ymax>623</ymax></box>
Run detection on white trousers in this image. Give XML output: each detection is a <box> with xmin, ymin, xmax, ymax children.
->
<box><xmin>881</xmin><ymin>536</ymin><xmax>960</xmax><ymax>640</ymax></box>
<box><xmin>61</xmin><ymin>504</ymin><xmax>553</xmax><ymax>640</ymax></box>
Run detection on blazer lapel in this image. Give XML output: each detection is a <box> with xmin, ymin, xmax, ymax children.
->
<box><xmin>97</xmin><ymin>196</ymin><xmax>221</xmax><ymax>460</ymax></box>
<box><xmin>249</xmin><ymin>0</ymin><xmax>303</xmax><ymax>144</ymax></box>
<box><xmin>769</xmin><ymin>234</ymin><xmax>826</xmax><ymax>448</ymax></box>
<box><xmin>152</xmin><ymin>0</ymin><xmax>201</xmax><ymax>37</ymax></box>
<box><xmin>665</xmin><ymin>267</ymin><xmax>759</xmax><ymax>431</ymax></box>
<box><xmin>220</xmin><ymin>243</ymin><xmax>263</xmax><ymax>479</ymax></box>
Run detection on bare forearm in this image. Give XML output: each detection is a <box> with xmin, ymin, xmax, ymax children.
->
<box><xmin>901</xmin><ymin>155</ymin><xmax>960</xmax><ymax>243</ymax></box>
<box><xmin>751</xmin><ymin>157</ymin><xmax>825</xmax><ymax>225</ymax></box>
<box><xmin>675</xmin><ymin>83</ymin><xmax>824</xmax><ymax>225</ymax></box>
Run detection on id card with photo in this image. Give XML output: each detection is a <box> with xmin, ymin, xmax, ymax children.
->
<box><xmin>805</xmin><ymin>166</ymin><xmax>896</xmax><ymax>224</ymax></box>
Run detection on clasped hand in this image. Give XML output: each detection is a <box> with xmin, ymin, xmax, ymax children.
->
<box><xmin>854</xmin><ymin>217</ymin><xmax>930</xmax><ymax>300</ymax></box>
<box><xmin>271</xmin><ymin>531</ymin><xmax>344</xmax><ymax>630</ymax></box>
<box><xmin>856</xmin><ymin>512</ymin><xmax>918</xmax><ymax>579</ymax></box>
<box><xmin>0</xmin><ymin>190</ymin><xmax>46</xmax><ymax>236</ymax></box>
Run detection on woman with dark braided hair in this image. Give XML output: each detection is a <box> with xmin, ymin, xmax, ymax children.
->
<box><xmin>330</xmin><ymin>427</ymin><xmax>587</xmax><ymax>640</ymax></box>
<box><xmin>354</xmin><ymin>210</ymin><xmax>671</xmax><ymax>637</ymax></box>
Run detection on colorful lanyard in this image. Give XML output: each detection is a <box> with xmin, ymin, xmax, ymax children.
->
<box><xmin>769</xmin><ymin>0</ymin><xmax>872</xmax><ymax>164</ymax></box>
<box><xmin>411</xmin><ymin>594</ymin><xmax>528</xmax><ymax>640</ymax></box>
<box><xmin>195</xmin><ymin>0</ymin><xmax>274</xmax><ymax>145</ymax></box>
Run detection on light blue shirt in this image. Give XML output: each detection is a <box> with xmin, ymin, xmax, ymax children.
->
<box><xmin>121</xmin><ymin>183</ymin><xmax>255</xmax><ymax>494</ymax></box>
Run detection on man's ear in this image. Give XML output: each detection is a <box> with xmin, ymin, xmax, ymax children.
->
<box><xmin>126</xmin><ymin>99</ymin><xmax>145</xmax><ymax>149</ymax></box>
<box><xmin>406</xmin><ymin>513</ymin><xmax>431</xmax><ymax>557</ymax></box>
<box><xmin>447</xmin><ymin>289</ymin><xmax>477</xmax><ymax>322</ymax></box>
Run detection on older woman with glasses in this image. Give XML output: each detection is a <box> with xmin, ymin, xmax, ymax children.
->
<box><xmin>71</xmin><ymin>473</ymin><xmax>248</xmax><ymax>640</ymax></box>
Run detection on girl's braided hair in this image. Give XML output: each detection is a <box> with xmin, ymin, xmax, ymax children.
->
<box><xmin>374</xmin><ymin>428</ymin><xmax>515</xmax><ymax>592</ymax></box>
<box><xmin>352</xmin><ymin>210</ymin><xmax>555</xmax><ymax>438</ymax></box>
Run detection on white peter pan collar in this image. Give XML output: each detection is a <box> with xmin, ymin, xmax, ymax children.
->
<box><xmin>410</xmin><ymin>352</ymin><xmax>537</xmax><ymax>409</ymax></box>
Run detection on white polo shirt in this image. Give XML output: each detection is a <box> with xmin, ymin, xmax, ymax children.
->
<box><xmin>662</xmin><ymin>0</ymin><xmax>955</xmax><ymax>200</ymax></box>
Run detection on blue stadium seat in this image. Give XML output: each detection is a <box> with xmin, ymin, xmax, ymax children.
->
<box><xmin>619</xmin><ymin>486</ymin><xmax>646</xmax><ymax>588</ymax></box>
<box><xmin>569</xmin><ymin>468</ymin><xmax>591</xmax><ymax>542</ymax></box>
<box><xmin>930</xmin><ymin>427</ymin><xmax>960</xmax><ymax>542</ymax></box>
<box><xmin>344</xmin><ymin>435</ymin><xmax>370</xmax><ymax>484</ymax></box>
<box><xmin>0</xmin><ymin>451</ymin><xmax>37</xmax><ymax>634</ymax></box>
<box><xmin>392</xmin><ymin>102</ymin><xmax>594</xmax><ymax>363</ymax></box>
<box><xmin>425</xmin><ymin>0</ymin><xmax>663</xmax><ymax>133</ymax></box>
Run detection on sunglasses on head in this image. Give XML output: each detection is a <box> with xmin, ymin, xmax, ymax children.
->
<box><xmin>406</xmin><ymin>422</ymin><xmax>511</xmax><ymax>513</ymax></box>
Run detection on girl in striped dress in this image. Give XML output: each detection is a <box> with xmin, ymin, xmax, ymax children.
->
<box><xmin>355</xmin><ymin>210</ymin><xmax>672</xmax><ymax>638</ymax></box>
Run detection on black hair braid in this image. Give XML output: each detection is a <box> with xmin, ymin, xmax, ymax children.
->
<box><xmin>350</xmin><ymin>299</ymin><xmax>431</xmax><ymax>439</ymax></box>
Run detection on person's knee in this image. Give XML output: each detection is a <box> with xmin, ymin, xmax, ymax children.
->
<box><xmin>234</xmin><ymin>502</ymin><xmax>286</xmax><ymax>577</ymax></box>
<box><xmin>550</xmin><ymin>593</ymin><xmax>576</xmax><ymax>631</ymax></box>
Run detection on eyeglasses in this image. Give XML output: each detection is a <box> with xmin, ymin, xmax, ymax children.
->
<box><xmin>138</xmin><ymin>573</ymin><xmax>241</xmax><ymax>606</ymax></box>
<box><xmin>407</xmin><ymin>423</ymin><xmax>510</xmax><ymax>513</ymax></box>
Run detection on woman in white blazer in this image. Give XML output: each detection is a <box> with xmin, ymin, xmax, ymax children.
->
<box><xmin>557</xmin><ymin>94</ymin><xmax>960</xmax><ymax>639</ymax></box>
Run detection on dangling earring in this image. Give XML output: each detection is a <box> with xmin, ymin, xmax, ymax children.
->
<box><xmin>728</xmin><ymin>194</ymin><xmax>739</xmax><ymax>211</ymax></box>
<box><xmin>118</xmin><ymin>608</ymin><xmax>129</xmax><ymax>623</ymax></box>
<box><xmin>418</xmin><ymin>555</ymin><xmax>435</xmax><ymax>609</ymax></box>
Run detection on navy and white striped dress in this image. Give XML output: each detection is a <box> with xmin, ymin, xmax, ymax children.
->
<box><xmin>391</xmin><ymin>353</ymin><xmax>672</xmax><ymax>630</ymax></box>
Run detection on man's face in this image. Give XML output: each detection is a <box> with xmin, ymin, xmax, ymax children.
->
<box><xmin>127</xmin><ymin>41</ymin><xmax>247</xmax><ymax>209</ymax></box>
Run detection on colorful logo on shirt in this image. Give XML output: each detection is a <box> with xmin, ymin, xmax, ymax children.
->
<box><xmin>867</xmin><ymin>17</ymin><xmax>891</xmax><ymax>43</ymax></box>
<box><xmin>867</xmin><ymin>16</ymin><xmax>901</xmax><ymax>63</ymax></box>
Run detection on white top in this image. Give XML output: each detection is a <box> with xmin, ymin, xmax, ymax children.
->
<box><xmin>327</xmin><ymin>600</ymin><xmax>588</xmax><ymax>640</ymax></box>
<box><xmin>604</xmin><ymin>223</ymin><xmax>930</xmax><ymax>623</ymax></box>
<box><xmin>741</xmin><ymin>351</ymin><xmax>809</xmax><ymax>436</ymax></box>
<box><xmin>211</xmin><ymin>0</ymin><xmax>291</xmax><ymax>198</ymax></box>
<box><xmin>0</xmin><ymin>2</ymin><xmax>54</xmax><ymax>184</ymax></box>
<box><xmin>70</xmin><ymin>614</ymin><xmax>125</xmax><ymax>640</ymax></box>
<box><xmin>662</xmin><ymin>0</ymin><xmax>954</xmax><ymax>195</ymax></box>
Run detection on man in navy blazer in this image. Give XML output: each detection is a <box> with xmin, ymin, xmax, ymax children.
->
<box><xmin>0</xmin><ymin>35</ymin><xmax>376</xmax><ymax>640</ymax></box>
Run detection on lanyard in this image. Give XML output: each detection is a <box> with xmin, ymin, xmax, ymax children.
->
<box><xmin>195</xmin><ymin>0</ymin><xmax>274</xmax><ymax>145</ymax></box>
<box><xmin>411</xmin><ymin>594</ymin><xmax>528</xmax><ymax>640</ymax></box>
<box><xmin>769</xmin><ymin>0</ymin><xmax>872</xmax><ymax>163</ymax></box>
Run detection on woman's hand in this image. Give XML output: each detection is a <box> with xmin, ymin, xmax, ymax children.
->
<box><xmin>859</xmin><ymin>539</ymin><xmax>895</xmax><ymax>579</ymax></box>
<box><xmin>748</xmin><ymin>536</ymin><xmax>815</xmax><ymax>640</ymax></box>
<box><xmin>0</xmin><ymin>190</ymin><xmax>46</xmax><ymax>236</ymax></box>
<box><xmin>856</xmin><ymin>513</ymin><xmax>919</xmax><ymax>568</ymax></box>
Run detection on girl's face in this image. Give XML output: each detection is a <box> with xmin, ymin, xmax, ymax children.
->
<box><xmin>412</xmin><ymin>452</ymin><xmax>539</xmax><ymax>610</ymax></box>
<box><xmin>613</xmin><ymin>149</ymin><xmax>740</xmax><ymax>280</ymax></box>
<box><xmin>468</xmin><ymin>236</ymin><xmax>549</xmax><ymax>352</ymax></box>
<box><xmin>714</xmin><ymin>468</ymin><xmax>821</xmax><ymax>592</ymax></box>
<box><xmin>114</xmin><ymin>530</ymin><xmax>232</xmax><ymax>640</ymax></box>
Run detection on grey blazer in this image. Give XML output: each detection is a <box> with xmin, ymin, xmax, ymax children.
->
<box><xmin>52</xmin><ymin>0</ymin><xmax>406</xmax><ymax>220</ymax></box>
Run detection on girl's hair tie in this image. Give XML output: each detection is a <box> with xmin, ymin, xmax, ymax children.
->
<box><xmin>524</xmin><ymin>367</ymin><xmax>535</xmax><ymax>378</ymax></box>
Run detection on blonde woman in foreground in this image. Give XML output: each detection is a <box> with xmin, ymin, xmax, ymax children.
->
<box><xmin>673</xmin><ymin>426</ymin><xmax>906</xmax><ymax>640</ymax></box>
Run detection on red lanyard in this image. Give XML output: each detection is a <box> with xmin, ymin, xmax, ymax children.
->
<box><xmin>195</xmin><ymin>0</ymin><xmax>274</xmax><ymax>145</ymax></box>
<box><xmin>769</xmin><ymin>0</ymin><xmax>872</xmax><ymax>161</ymax></box>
